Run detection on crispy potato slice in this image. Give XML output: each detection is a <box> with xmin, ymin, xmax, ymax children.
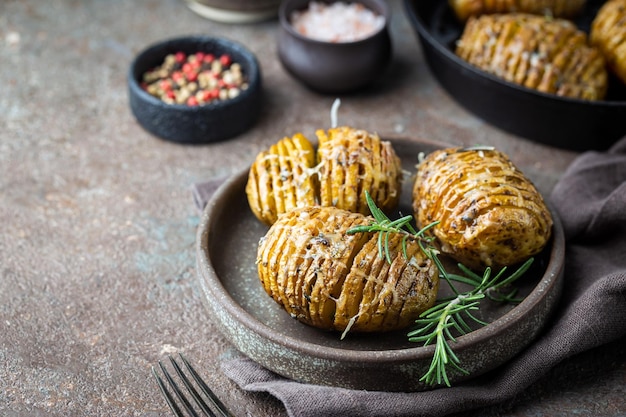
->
<box><xmin>449</xmin><ymin>0</ymin><xmax>586</xmax><ymax>22</ymax></box>
<box><xmin>456</xmin><ymin>13</ymin><xmax>608</xmax><ymax>100</ymax></box>
<box><xmin>257</xmin><ymin>206</ymin><xmax>439</xmax><ymax>333</ymax></box>
<box><xmin>316</xmin><ymin>126</ymin><xmax>402</xmax><ymax>216</ymax></box>
<box><xmin>334</xmin><ymin>233</ymin><xmax>439</xmax><ymax>332</ymax></box>
<box><xmin>246</xmin><ymin>127</ymin><xmax>402</xmax><ymax>226</ymax></box>
<box><xmin>246</xmin><ymin>133</ymin><xmax>318</xmax><ymax>225</ymax></box>
<box><xmin>412</xmin><ymin>147</ymin><xmax>553</xmax><ymax>270</ymax></box>
<box><xmin>591</xmin><ymin>0</ymin><xmax>626</xmax><ymax>85</ymax></box>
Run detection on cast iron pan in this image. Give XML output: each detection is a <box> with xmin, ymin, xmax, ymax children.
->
<box><xmin>404</xmin><ymin>0</ymin><xmax>626</xmax><ymax>151</ymax></box>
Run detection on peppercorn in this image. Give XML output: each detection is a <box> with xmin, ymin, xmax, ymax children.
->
<box><xmin>141</xmin><ymin>51</ymin><xmax>248</xmax><ymax>106</ymax></box>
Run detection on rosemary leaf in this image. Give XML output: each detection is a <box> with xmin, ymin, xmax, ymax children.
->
<box><xmin>346</xmin><ymin>190</ymin><xmax>533</xmax><ymax>387</ymax></box>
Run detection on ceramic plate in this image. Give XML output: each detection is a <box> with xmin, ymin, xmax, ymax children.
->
<box><xmin>195</xmin><ymin>138</ymin><xmax>565</xmax><ymax>391</ymax></box>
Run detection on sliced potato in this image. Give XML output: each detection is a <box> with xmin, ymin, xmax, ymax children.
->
<box><xmin>456</xmin><ymin>13</ymin><xmax>608</xmax><ymax>100</ymax></box>
<box><xmin>590</xmin><ymin>0</ymin><xmax>626</xmax><ymax>85</ymax></box>
<box><xmin>246</xmin><ymin>127</ymin><xmax>403</xmax><ymax>225</ymax></box>
<box><xmin>449</xmin><ymin>0</ymin><xmax>586</xmax><ymax>22</ymax></box>
<box><xmin>246</xmin><ymin>133</ymin><xmax>318</xmax><ymax>226</ymax></box>
<box><xmin>412</xmin><ymin>147</ymin><xmax>553</xmax><ymax>270</ymax></box>
<box><xmin>256</xmin><ymin>206</ymin><xmax>439</xmax><ymax>333</ymax></box>
<box><xmin>316</xmin><ymin>126</ymin><xmax>402</xmax><ymax>216</ymax></box>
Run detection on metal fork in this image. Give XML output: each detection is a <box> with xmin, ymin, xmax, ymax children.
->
<box><xmin>152</xmin><ymin>353</ymin><xmax>234</xmax><ymax>417</ymax></box>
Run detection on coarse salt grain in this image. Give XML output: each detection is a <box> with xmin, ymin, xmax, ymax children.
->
<box><xmin>290</xmin><ymin>1</ymin><xmax>385</xmax><ymax>43</ymax></box>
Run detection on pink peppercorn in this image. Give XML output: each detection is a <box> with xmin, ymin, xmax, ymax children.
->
<box><xmin>141</xmin><ymin>50</ymin><xmax>246</xmax><ymax>106</ymax></box>
<box><xmin>219</xmin><ymin>54</ymin><xmax>231</xmax><ymax>66</ymax></box>
<box><xmin>160</xmin><ymin>79</ymin><xmax>172</xmax><ymax>91</ymax></box>
<box><xmin>174</xmin><ymin>51</ymin><xmax>186</xmax><ymax>63</ymax></box>
<box><xmin>201</xmin><ymin>90</ymin><xmax>212</xmax><ymax>101</ymax></box>
<box><xmin>172</xmin><ymin>71</ymin><xmax>184</xmax><ymax>82</ymax></box>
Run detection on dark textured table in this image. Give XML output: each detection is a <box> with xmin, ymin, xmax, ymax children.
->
<box><xmin>1</xmin><ymin>0</ymin><xmax>624</xmax><ymax>416</ymax></box>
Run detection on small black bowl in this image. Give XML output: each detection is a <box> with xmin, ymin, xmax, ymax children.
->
<box><xmin>128</xmin><ymin>36</ymin><xmax>262</xmax><ymax>144</ymax></box>
<box><xmin>277</xmin><ymin>0</ymin><xmax>392</xmax><ymax>94</ymax></box>
<box><xmin>404</xmin><ymin>0</ymin><xmax>626</xmax><ymax>151</ymax></box>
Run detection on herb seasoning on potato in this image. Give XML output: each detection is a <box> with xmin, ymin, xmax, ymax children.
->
<box><xmin>246</xmin><ymin>126</ymin><xmax>402</xmax><ymax>225</ymax></box>
<box><xmin>412</xmin><ymin>147</ymin><xmax>553</xmax><ymax>270</ymax></box>
<box><xmin>449</xmin><ymin>0</ymin><xmax>586</xmax><ymax>22</ymax></box>
<box><xmin>256</xmin><ymin>206</ymin><xmax>439</xmax><ymax>335</ymax></box>
<box><xmin>249</xmin><ymin>127</ymin><xmax>550</xmax><ymax>382</ymax></box>
<box><xmin>455</xmin><ymin>13</ymin><xmax>608</xmax><ymax>100</ymax></box>
<box><xmin>590</xmin><ymin>0</ymin><xmax>626</xmax><ymax>86</ymax></box>
<box><xmin>316</xmin><ymin>126</ymin><xmax>401</xmax><ymax>215</ymax></box>
<box><xmin>246</xmin><ymin>133</ymin><xmax>319</xmax><ymax>226</ymax></box>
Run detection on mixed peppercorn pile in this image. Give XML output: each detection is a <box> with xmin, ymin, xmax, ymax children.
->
<box><xmin>141</xmin><ymin>51</ymin><xmax>248</xmax><ymax>106</ymax></box>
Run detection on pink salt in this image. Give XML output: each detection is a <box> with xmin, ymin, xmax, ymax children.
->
<box><xmin>290</xmin><ymin>1</ymin><xmax>385</xmax><ymax>43</ymax></box>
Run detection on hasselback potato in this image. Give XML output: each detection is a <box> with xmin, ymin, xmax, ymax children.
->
<box><xmin>246</xmin><ymin>133</ymin><xmax>318</xmax><ymax>226</ymax></box>
<box><xmin>246</xmin><ymin>127</ymin><xmax>402</xmax><ymax>225</ymax></box>
<box><xmin>456</xmin><ymin>13</ymin><xmax>608</xmax><ymax>100</ymax></box>
<box><xmin>412</xmin><ymin>147</ymin><xmax>553</xmax><ymax>270</ymax></box>
<box><xmin>256</xmin><ymin>206</ymin><xmax>439</xmax><ymax>333</ymax></box>
<box><xmin>449</xmin><ymin>0</ymin><xmax>586</xmax><ymax>22</ymax></box>
<box><xmin>316</xmin><ymin>126</ymin><xmax>402</xmax><ymax>216</ymax></box>
<box><xmin>590</xmin><ymin>0</ymin><xmax>626</xmax><ymax>85</ymax></box>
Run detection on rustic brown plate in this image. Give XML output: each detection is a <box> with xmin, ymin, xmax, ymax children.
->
<box><xmin>195</xmin><ymin>138</ymin><xmax>565</xmax><ymax>391</ymax></box>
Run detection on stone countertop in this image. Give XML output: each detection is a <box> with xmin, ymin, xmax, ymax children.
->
<box><xmin>1</xmin><ymin>0</ymin><xmax>623</xmax><ymax>416</ymax></box>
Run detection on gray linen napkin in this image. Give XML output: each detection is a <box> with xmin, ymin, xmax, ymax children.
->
<box><xmin>192</xmin><ymin>138</ymin><xmax>626</xmax><ymax>417</ymax></box>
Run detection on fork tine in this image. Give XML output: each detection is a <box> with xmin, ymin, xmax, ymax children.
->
<box><xmin>152</xmin><ymin>365</ymin><xmax>185</xmax><ymax>417</ymax></box>
<box><xmin>169</xmin><ymin>355</ymin><xmax>218</xmax><ymax>417</ymax></box>
<box><xmin>179</xmin><ymin>353</ymin><xmax>235</xmax><ymax>417</ymax></box>
<box><xmin>157</xmin><ymin>360</ymin><xmax>202</xmax><ymax>417</ymax></box>
<box><xmin>153</xmin><ymin>354</ymin><xmax>234</xmax><ymax>417</ymax></box>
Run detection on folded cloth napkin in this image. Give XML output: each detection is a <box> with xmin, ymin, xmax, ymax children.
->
<box><xmin>192</xmin><ymin>138</ymin><xmax>626</xmax><ymax>417</ymax></box>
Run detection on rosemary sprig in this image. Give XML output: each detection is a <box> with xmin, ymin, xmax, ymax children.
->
<box><xmin>347</xmin><ymin>191</ymin><xmax>533</xmax><ymax>387</ymax></box>
<box><xmin>408</xmin><ymin>258</ymin><xmax>532</xmax><ymax>386</ymax></box>
<box><xmin>347</xmin><ymin>199</ymin><xmax>438</xmax><ymax>264</ymax></box>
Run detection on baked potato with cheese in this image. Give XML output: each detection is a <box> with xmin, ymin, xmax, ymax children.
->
<box><xmin>412</xmin><ymin>147</ymin><xmax>553</xmax><ymax>270</ymax></box>
<box><xmin>246</xmin><ymin>133</ymin><xmax>318</xmax><ymax>226</ymax></box>
<box><xmin>246</xmin><ymin>127</ymin><xmax>402</xmax><ymax>225</ymax></box>
<box><xmin>455</xmin><ymin>13</ymin><xmax>608</xmax><ymax>100</ymax></box>
<box><xmin>449</xmin><ymin>0</ymin><xmax>586</xmax><ymax>22</ymax></box>
<box><xmin>256</xmin><ymin>206</ymin><xmax>439</xmax><ymax>333</ymax></box>
<box><xmin>590</xmin><ymin>0</ymin><xmax>626</xmax><ymax>85</ymax></box>
<box><xmin>316</xmin><ymin>126</ymin><xmax>402</xmax><ymax>216</ymax></box>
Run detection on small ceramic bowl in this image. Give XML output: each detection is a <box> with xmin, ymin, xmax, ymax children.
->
<box><xmin>128</xmin><ymin>36</ymin><xmax>262</xmax><ymax>144</ymax></box>
<box><xmin>183</xmin><ymin>0</ymin><xmax>281</xmax><ymax>23</ymax></box>
<box><xmin>277</xmin><ymin>0</ymin><xmax>392</xmax><ymax>94</ymax></box>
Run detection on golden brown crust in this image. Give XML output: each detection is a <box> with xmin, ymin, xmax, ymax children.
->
<box><xmin>256</xmin><ymin>206</ymin><xmax>439</xmax><ymax>333</ymax></box>
<box><xmin>246</xmin><ymin>127</ymin><xmax>403</xmax><ymax>225</ymax></box>
<box><xmin>412</xmin><ymin>147</ymin><xmax>553</xmax><ymax>270</ymax></box>
<box><xmin>590</xmin><ymin>0</ymin><xmax>626</xmax><ymax>85</ymax></box>
<box><xmin>449</xmin><ymin>0</ymin><xmax>586</xmax><ymax>22</ymax></box>
<box><xmin>246</xmin><ymin>133</ymin><xmax>318</xmax><ymax>226</ymax></box>
<box><xmin>455</xmin><ymin>13</ymin><xmax>608</xmax><ymax>100</ymax></box>
<box><xmin>316</xmin><ymin>127</ymin><xmax>402</xmax><ymax>216</ymax></box>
